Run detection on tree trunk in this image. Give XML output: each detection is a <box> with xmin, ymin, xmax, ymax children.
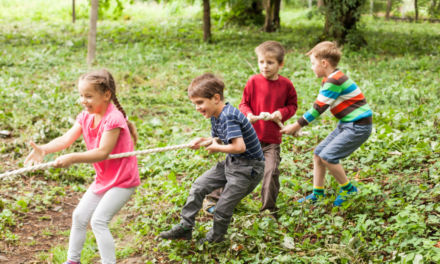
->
<box><xmin>308</xmin><ymin>0</ymin><xmax>312</xmax><ymax>8</ymax></box>
<box><xmin>87</xmin><ymin>0</ymin><xmax>98</xmax><ymax>65</ymax></box>
<box><xmin>273</xmin><ymin>0</ymin><xmax>281</xmax><ymax>29</ymax></box>
<box><xmin>385</xmin><ymin>0</ymin><xmax>392</xmax><ymax>20</ymax></box>
<box><xmin>72</xmin><ymin>0</ymin><xmax>76</xmax><ymax>23</ymax></box>
<box><xmin>414</xmin><ymin>0</ymin><xmax>418</xmax><ymax>22</ymax></box>
<box><xmin>370</xmin><ymin>0</ymin><xmax>374</xmax><ymax>15</ymax></box>
<box><xmin>203</xmin><ymin>0</ymin><xmax>211</xmax><ymax>42</ymax></box>
<box><xmin>263</xmin><ymin>0</ymin><xmax>280</xmax><ymax>32</ymax></box>
<box><xmin>263</xmin><ymin>0</ymin><xmax>274</xmax><ymax>32</ymax></box>
<box><xmin>318</xmin><ymin>0</ymin><xmax>324</xmax><ymax>8</ymax></box>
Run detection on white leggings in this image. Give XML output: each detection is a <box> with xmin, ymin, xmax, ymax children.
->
<box><xmin>67</xmin><ymin>186</ymin><xmax>135</xmax><ymax>264</ymax></box>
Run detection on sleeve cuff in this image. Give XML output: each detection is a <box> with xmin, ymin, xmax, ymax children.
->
<box><xmin>298</xmin><ymin>117</ymin><xmax>309</xmax><ymax>127</ymax></box>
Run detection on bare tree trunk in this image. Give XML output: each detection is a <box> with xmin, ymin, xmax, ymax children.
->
<box><xmin>72</xmin><ymin>0</ymin><xmax>76</xmax><ymax>23</ymax></box>
<box><xmin>318</xmin><ymin>0</ymin><xmax>324</xmax><ymax>8</ymax></box>
<box><xmin>87</xmin><ymin>0</ymin><xmax>98</xmax><ymax>65</ymax></box>
<box><xmin>308</xmin><ymin>0</ymin><xmax>312</xmax><ymax>8</ymax></box>
<box><xmin>263</xmin><ymin>0</ymin><xmax>274</xmax><ymax>32</ymax></box>
<box><xmin>414</xmin><ymin>0</ymin><xmax>418</xmax><ymax>21</ymax></box>
<box><xmin>370</xmin><ymin>0</ymin><xmax>374</xmax><ymax>15</ymax></box>
<box><xmin>263</xmin><ymin>0</ymin><xmax>280</xmax><ymax>32</ymax></box>
<box><xmin>273</xmin><ymin>0</ymin><xmax>281</xmax><ymax>29</ymax></box>
<box><xmin>203</xmin><ymin>0</ymin><xmax>211</xmax><ymax>42</ymax></box>
<box><xmin>385</xmin><ymin>0</ymin><xmax>392</xmax><ymax>20</ymax></box>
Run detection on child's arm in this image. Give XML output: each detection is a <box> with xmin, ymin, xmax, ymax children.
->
<box><xmin>280</xmin><ymin>122</ymin><xmax>301</xmax><ymax>135</ymax></box>
<box><xmin>24</xmin><ymin>123</ymin><xmax>83</xmax><ymax>166</ymax></box>
<box><xmin>238</xmin><ymin>81</ymin><xmax>255</xmax><ymax>122</ymax></box>
<box><xmin>53</xmin><ymin>128</ymin><xmax>121</xmax><ymax>168</ymax></box>
<box><xmin>275</xmin><ymin>84</ymin><xmax>298</xmax><ymax>122</ymax></box>
<box><xmin>189</xmin><ymin>137</ymin><xmax>212</xmax><ymax>149</ymax></box>
<box><xmin>206</xmin><ymin>137</ymin><xmax>245</xmax><ymax>154</ymax></box>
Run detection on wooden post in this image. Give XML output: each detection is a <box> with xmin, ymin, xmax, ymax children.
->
<box><xmin>87</xmin><ymin>0</ymin><xmax>98</xmax><ymax>65</ymax></box>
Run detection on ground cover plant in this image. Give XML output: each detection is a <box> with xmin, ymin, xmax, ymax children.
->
<box><xmin>0</xmin><ymin>0</ymin><xmax>440</xmax><ymax>263</ymax></box>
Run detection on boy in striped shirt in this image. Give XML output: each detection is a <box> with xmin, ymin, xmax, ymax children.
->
<box><xmin>281</xmin><ymin>41</ymin><xmax>372</xmax><ymax>206</ymax></box>
<box><xmin>160</xmin><ymin>73</ymin><xmax>265</xmax><ymax>243</ymax></box>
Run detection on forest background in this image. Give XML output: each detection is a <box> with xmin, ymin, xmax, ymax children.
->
<box><xmin>0</xmin><ymin>0</ymin><xmax>439</xmax><ymax>263</ymax></box>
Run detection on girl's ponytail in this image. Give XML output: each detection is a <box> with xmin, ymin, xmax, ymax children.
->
<box><xmin>112</xmin><ymin>95</ymin><xmax>138</xmax><ymax>145</ymax></box>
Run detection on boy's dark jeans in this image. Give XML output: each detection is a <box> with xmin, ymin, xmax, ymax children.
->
<box><xmin>180</xmin><ymin>155</ymin><xmax>264</xmax><ymax>242</ymax></box>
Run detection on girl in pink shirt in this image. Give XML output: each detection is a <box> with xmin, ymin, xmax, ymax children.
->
<box><xmin>24</xmin><ymin>69</ymin><xmax>139</xmax><ymax>264</ymax></box>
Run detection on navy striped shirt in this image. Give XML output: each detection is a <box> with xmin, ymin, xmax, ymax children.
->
<box><xmin>211</xmin><ymin>103</ymin><xmax>264</xmax><ymax>160</ymax></box>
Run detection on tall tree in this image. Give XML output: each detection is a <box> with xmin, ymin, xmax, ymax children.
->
<box><xmin>414</xmin><ymin>0</ymin><xmax>419</xmax><ymax>21</ymax></box>
<box><xmin>263</xmin><ymin>0</ymin><xmax>281</xmax><ymax>32</ymax></box>
<box><xmin>87</xmin><ymin>0</ymin><xmax>99</xmax><ymax>65</ymax></box>
<box><xmin>321</xmin><ymin>0</ymin><xmax>367</xmax><ymax>44</ymax></box>
<box><xmin>386</xmin><ymin>0</ymin><xmax>392</xmax><ymax>20</ymax></box>
<box><xmin>203</xmin><ymin>0</ymin><xmax>211</xmax><ymax>42</ymax></box>
<box><xmin>72</xmin><ymin>0</ymin><xmax>76</xmax><ymax>23</ymax></box>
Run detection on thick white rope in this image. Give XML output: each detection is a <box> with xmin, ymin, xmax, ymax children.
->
<box><xmin>252</xmin><ymin>112</ymin><xmax>284</xmax><ymax>128</ymax></box>
<box><xmin>0</xmin><ymin>142</ymin><xmax>197</xmax><ymax>179</ymax></box>
<box><xmin>252</xmin><ymin>112</ymin><xmax>309</xmax><ymax>137</ymax></box>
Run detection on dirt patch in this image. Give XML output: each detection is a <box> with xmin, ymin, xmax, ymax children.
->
<box><xmin>0</xmin><ymin>178</ymin><xmax>82</xmax><ymax>264</ymax></box>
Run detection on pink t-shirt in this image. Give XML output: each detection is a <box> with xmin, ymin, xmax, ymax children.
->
<box><xmin>76</xmin><ymin>103</ymin><xmax>140</xmax><ymax>194</ymax></box>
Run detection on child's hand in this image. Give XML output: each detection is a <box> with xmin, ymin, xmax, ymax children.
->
<box><xmin>271</xmin><ymin>111</ymin><xmax>282</xmax><ymax>123</ymax></box>
<box><xmin>280</xmin><ymin>122</ymin><xmax>302</xmax><ymax>136</ymax></box>
<box><xmin>24</xmin><ymin>141</ymin><xmax>45</xmax><ymax>166</ymax></box>
<box><xmin>247</xmin><ymin>113</ymin><xmax>258</xmax><ymax>124</ymax></box>
<box><xmin>205</xmin><ymin>139</ymin><xmax>221</xmax><ymax>154</ymax></box>
<box><xmin>53</xmin><ymin>154</ymin><xmax>75</xmax><ymax>168</ymax></box>
<box><xmin>189</xmin><ymin>137</ymin><xmax>205</xmax><ymax>149</ymax></box>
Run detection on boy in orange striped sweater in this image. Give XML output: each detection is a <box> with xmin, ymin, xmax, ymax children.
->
<box><xmin>281</xmin><ymin>41</ymin><xmax>372</xmax><ymax>206</ymax></box>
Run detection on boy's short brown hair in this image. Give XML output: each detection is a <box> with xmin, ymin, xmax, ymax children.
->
<box><xmin>188</xmin><ymin>73</ymin><xmax>224</xmax><ymax>100</ymax></box>
<box><xmin>306</xmin><ymin>41</ymin><xmax>341</xmax><ymax>67</ymax></box>
<box><xmin>255</xmin><ymin>41</ymin><xmax>285</xmax><ymax>63</ymax></box>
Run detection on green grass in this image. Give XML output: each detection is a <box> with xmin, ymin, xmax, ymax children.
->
<box><xmin>1</xmin><ymin>0</ymin><xmax>440</xmax><ymax>263</ymax></box>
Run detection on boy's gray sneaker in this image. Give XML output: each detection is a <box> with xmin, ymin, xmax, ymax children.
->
<box><xmin>159</xmin><ymin>224</ymin><xmax>192</xmax><ymax>240</ymax></box>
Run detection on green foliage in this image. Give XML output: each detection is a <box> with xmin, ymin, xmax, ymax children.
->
<box><xmin>213</xmin><ymin>0</ymin><xmax>265</xmax><ymax>26</ymax></box>
<box><xmin>1</xmin><ymin>0</ymin><xmax>440</xmax><ymax>263</ymax></box>
<box><xmin>321</xmin><ymin>0</ymin><xmax>368</xmax><ymax>45</ymax></box>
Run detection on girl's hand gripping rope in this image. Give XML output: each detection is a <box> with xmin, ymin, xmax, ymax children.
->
<box><xmin>24</xmin><ymin>141</ymin><xmax>45</xmax><ymax>167</ymax></box>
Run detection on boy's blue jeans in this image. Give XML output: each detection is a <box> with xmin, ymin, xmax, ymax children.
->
<box><xmin>314</xmin><ymin>121</ymin><xmax>372</xmax><ymax>164</ymax></box>
<box><xmin>180</xmin><ymin>155</ymin><xmax>264</xmax><ymax>242</ymax></box>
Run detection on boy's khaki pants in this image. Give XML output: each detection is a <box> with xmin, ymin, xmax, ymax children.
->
<box><xmin>260</xmin><ymin>142</ymin><xmax>281</xmax><ymax>213</ymax></box>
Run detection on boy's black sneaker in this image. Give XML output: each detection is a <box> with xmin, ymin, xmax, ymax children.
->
<box><xmin>159</xmin><ymin>224</ymin><xmax>192</xmax><ymax>240</ymax></box>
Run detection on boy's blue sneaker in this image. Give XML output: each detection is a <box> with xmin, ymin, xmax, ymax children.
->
<box><xmin>207</xmin><ymin>205</ymin><xmax>215</xmax><ymax>214</ymax></box>
<box><xmin>63</xmin><ymin>261</ymin><xmax>80</xmax><ymax>264</ymax></box>
<box><xmin>298</xmin><ymin>193</ymin><xmax>324</xmax><ymax>203</ymax></box>
<box><xmin>333</xmin><ymin>185</ymin><xmax>358</xmax><ymax>207</ymax></box>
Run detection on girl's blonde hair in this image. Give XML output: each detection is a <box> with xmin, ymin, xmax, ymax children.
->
<box><xmin>80</xmin><ymin>69</ymin><xmax>138</xmax><ymax>145</ymax></box>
